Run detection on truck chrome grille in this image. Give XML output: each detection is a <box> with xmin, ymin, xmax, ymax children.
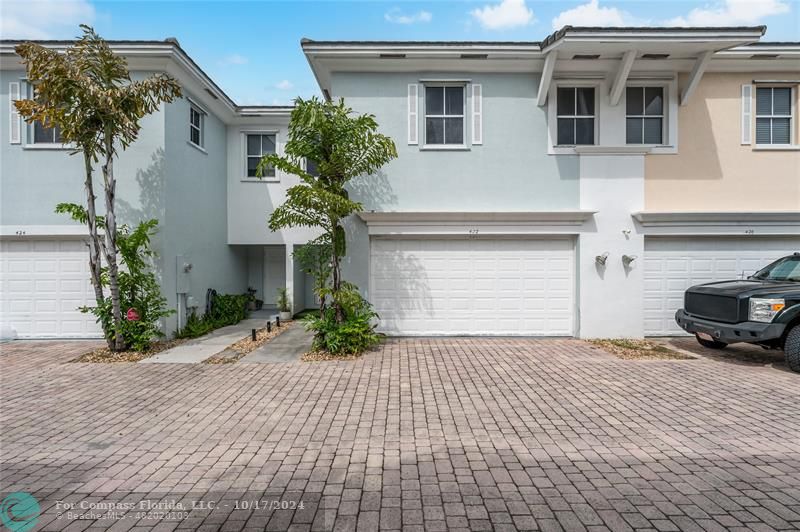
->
<box><xmin>685</xmin><ymin>293</ymin><xmax>740</xmax><ymax>323</ymax></box>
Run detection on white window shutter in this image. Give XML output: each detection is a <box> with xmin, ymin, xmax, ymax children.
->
<box><xmin>741</xmin><ymin>84</ymin><xmax>752</xmax><ymax>145</ymax></box>
<box><xmin>471</xmin><ymin>84</ymin><xmax>483</xmax><ymax>145</ymax></box>
<box><xmin>9</xmin><ymin>82</ymin><xmax>21</xmax><ymax>144</ymax></box>
<box><xmin>407</xmin><ymin>83</ymin><xmax>418</xmax><ymax>145</ymax></box>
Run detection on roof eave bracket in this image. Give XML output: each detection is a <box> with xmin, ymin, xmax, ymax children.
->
<box><xmin>609</xmin><ymin>50</ymin><xmax>637</xmax><ymax>107</ymax></box>
<box><xmin>537</xmin><ymin>51</ymin><xmax>558</xmax><ymax>107</ymax></box>
<box><xmin>680</xmin><ymin>50</ymin><xmax>713</xmax><ymax>106</ymax></box>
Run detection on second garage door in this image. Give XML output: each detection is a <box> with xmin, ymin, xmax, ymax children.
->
<box><xmin>644</xmin><ymin>236</ymin><xmax>800</xmax><ymax>336</ymax></box>
<box><xmin>370</xmin><ymin>238</ymin><xmax>575</xmax><ymax>336</ymax></box>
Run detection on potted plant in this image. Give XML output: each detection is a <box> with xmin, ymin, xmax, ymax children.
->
<box><xmin>276</xmin><ymin>288</ymin><xmax>292</xmax><ymax>321</ymax></box>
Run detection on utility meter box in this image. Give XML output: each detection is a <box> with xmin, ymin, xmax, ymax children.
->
<box><xmin>176</xmin><ymin>255</ymin><xmax>192</xmax><ymax>294</ymax></box>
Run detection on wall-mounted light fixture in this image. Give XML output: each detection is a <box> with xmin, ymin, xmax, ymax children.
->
<box><xmin>622</xmin><ymin>254</ymin><xmax>637</xmax><ymax>266</ymax></box>
<box><xmin>183</xmin><ymin>262</ymin><xmax>193</xmax><ymax>273</ymax></box>
<box><xmin>595</xmin><ymin>252</ymin><xmax>609</xmax><ymax>266</ymax></box>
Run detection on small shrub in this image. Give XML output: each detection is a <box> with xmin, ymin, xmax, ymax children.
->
<box><xmin>276</xmin><ymin>288</ymin><xmax>291</xmax><ymax>313</ymax></box>
<box><xmin>176</xmin><ymin>293</ymin><xmax>249</xmax><ymax>339</ymax></box>
<box><xmin>304</xmin><ymin>291</ymin><xmax>381</xmax><ymax>355</ymax></box>
<box><xmin>80</xmin><ymin>219</ymin><xmax>173</xmax><ymax>352</ymax></box>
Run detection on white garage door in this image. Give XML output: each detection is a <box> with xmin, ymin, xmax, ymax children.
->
<box><xmin>0</xmin><ymin>239</ymin><xmax>103</xmax><ymax>338</ymax></box>
<box><xmin>644</xmin><ymin>236</ymin><xmax>800</xmax><ymax>336</ymax></box>
<box><xmin>370</xmin><ymin>238</ymin><xmax>575</xmax><ymax>336</ymax></box>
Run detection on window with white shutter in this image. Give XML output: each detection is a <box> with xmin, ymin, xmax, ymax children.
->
<box><xmin>9</xmin><ymin>82</ymin><xmax>21</xmax><ymax>144</ymax></box>
<box><xmin>408</xmin><ymin>84</ymin><xmax>418</xmax><ymax>145</ymax></box>
<box><xmin>471</xmin><ymin>84</ymin><xmax>482</xmax><ymax>145</ymax></box>
<box><xmin>741</xmin><ymin>84</ymin><xmax>752</xmax><ymax>145</ymax></box>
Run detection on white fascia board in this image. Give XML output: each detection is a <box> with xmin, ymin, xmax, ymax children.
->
<box><xmin>633</xmin><ymin>211</ymin><xmax>800</xmax><ymax>225</ymax></box>
<box><xmin>358</xmin><ymin>211</ymin><xmax>596</xmax><ymax>225</ymax></box>
<box><xmin>0</xmin><ymin>225</ymin><xmax>90</xmax><ymax>237</ymax></box>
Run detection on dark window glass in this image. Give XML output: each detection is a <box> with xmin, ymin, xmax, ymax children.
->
<box><xmin>756</xmin><ymin>87</ymin><xmax>793</xmax><ymax>144</ymax></box>
<box><xmin>425</xmin><ymin>87</ymin><xmax>444</xmax><ymax>115</ymax></box>
<box><xmin>626</xmin><ymin>87</ymin><xmax>664</xmax><ymax>144</ymax></box>
<box><xmin>190</xmin><ymin>126</ymin><xmax>200</xmax><ymax>146</ymax></box>
<box><xmin>33</xmin><ymin>121</ymin><xmax>61</xmax><ymax>143</ymax></box>
<box><xmin>245</xmin><ymin>134</ymin><xmax>276</xmax><ymax>177</ymax></box>
<box><xmin>576</xmin><ymin>88</ymin><xmax>594</xmax><ymax>115</ymax></box>
<box><xmin>626</xmin><ymin>87</ymin><xmax>644</xmax><ymax>115</ymax></box>
<box><xmin>426</xmin><ymin>118</ymin><xmax>444</xmax><ymax>144</ymax></box>
<box><xmin>557</xmin><ymin>87</ymin><xmax>574</xmax><ymax>116</ymax></box>
<box><xmin>444</xmin><ymin>118</ymin><xmax>463</xmax><ymax>145</ymax></box>
<box><xmin>643</xmin><ymin>118</ymin><xmax>663</xmax><ymax>144</ymax></box>
<box><xmin>445</xmin><ymin>86</ymin><xmax>463</xmax><ymax>115</ymax></box>
<box><xmin>644</xmin><ymin>87</ymin><xmax>663</xmax><ymax>115</ymax></box>
<box><xmin>557</xmin><ymin>87</ymin><xmax>595</xmax><ymax>145</ymax></box>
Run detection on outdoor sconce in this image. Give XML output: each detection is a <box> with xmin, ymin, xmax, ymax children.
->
<box><xmin>595</xmin><ymin>252</ymin><xmax>609</xmax><ymax>266</ymax></box>
<box><xmin>182</xmin><ymin>262</ymin><xmax>193</xmax><ymax>273</ymax></box>
<box><xmin>622</xmin><ymin>254</ymin><xmax>637</xmax><ymax>266</ymax></box>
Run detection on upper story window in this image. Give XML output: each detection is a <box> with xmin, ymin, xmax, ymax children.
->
<box><xmin>626</xmin><ymin>86</ymin><xmax>664</xmax><ymax>145</ymax></box>
<box><xmin>756</xmin><ymin>87</ymin><xmax>793</xmax><ymax>145</ymax></box>
<box><xmin>556</xmin><ymin>87</ymin><xmax>595</xmax><ymax>145</ymax></box>
<box><xmin>306</xmin><ymin>158</ymin><xmax>319</xmax><ymax>177</ymax></box>
<box><xmin>424</xmin><ymin>85</ymin><xmax>464</xmax><ymax>145</ymax></box>
<box><xmin>246</xmin><ymin>133</ymin><xmax>276</xmax><ymax>178</ymax></box>
<box><xmin>189</xmin><ymin>105</ymin><xmax>204</xmax><ymax>148</ymax></box>
<box><xmin>32</xmin><ymin>120</ymin><xmax>62</xmax><ymax>144</ymax></box>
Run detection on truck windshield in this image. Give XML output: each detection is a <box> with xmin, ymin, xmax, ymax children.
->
<box><xmin>752</xmin><ymin>256</ymin><xmax>800</xmax><ymax>281</ymax></box>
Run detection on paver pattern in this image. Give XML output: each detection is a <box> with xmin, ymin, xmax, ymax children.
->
<box><xmin>1</xmin><ymin>338</ymin><xmax>799</xmax><ymax>531</ymax></box>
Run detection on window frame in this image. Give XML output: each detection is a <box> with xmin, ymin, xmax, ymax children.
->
<box><xmin>554</xmin><ymin>85</ymin><xmax>598</xmax><ymax>147</ymax></box>
<box><xmin>624</xmin><ymin>85</ymin><xmax>666</xmax><ymax>146</ymax></box>
<box><xmin>755</xmin><ymin>86</ymin><xmax>795</xmax><ymax>146</ymax></box>
<box><xmin>241</xmin><ymin>131</ymin><xmax>279</xmax><ymax>182</ymax></box>
<box><xmin>24</xmin><ymin>82</ymin><xmax>66</xmax><ymax>147</ymax></box>
<box><xmin>423</xmin><ymin>83</ymin><xmax>466</xmax><ymax>148</ymax></box>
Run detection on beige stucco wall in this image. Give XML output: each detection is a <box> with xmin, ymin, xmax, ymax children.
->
<box><xmin>645</xmin><ymin>73</ymin><xmax>800</xmax><ymax>211</ymax></box>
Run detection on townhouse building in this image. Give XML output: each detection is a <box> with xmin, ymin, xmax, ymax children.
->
<box><xmin>1</xmin><ymin>26</ymin><xmax>798</xmax><ymax>339</ymax></box>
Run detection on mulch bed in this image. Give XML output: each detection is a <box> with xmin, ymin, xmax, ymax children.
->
<box><xmin>203</xmin><ymin>321</ymin><xmax>293</xmax><ymax>364</ymax></box>
<box><xmin>301</xmin><ymin>350</ymin><xmax>364</xmax><ymax>362</ymax></box>
<box><xmin>71</xmin><ymin>338</ymin><xmax>187</xmax><ymax>363</ymax></box>
<box><xmin>589</xmin><ymin>338</ymin><xmax>695</xmax><ymax>360</ymax></box>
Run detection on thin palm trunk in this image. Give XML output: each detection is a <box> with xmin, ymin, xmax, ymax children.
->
<box><xmin>83</xmin><ymin>151</ymin><xmax>112</xmax><ymax>349</ymax></box>
<box><xmin>101</xmin><ymin>133</ymin><xmax>124</xmax><ymax>350</ymax></box>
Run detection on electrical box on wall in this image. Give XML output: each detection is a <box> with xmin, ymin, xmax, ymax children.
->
<box><xmin>176</xmin><ymin>255</ymin><xmax>192</xmax><ymax>294</ymax></box>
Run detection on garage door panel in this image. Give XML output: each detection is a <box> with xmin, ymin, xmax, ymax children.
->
<box><xmin>370</xmin><ymin>238</ymin><xmax>575</xmax><ymax>336</ymax></box>
<box><xmin>644</xmin><ymin>237</ymin><xmax>800</xmax><ymax>336</ymax></box>
<box><xmin>1</xmin><ymin>239</ymin><xmax>103</xmax><ymax>338</ymax></box>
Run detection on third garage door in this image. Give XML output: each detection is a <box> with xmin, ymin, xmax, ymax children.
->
<box><xmin>644</xmin><ymin>236</ymin><xmax>800</xmax><ymax>336</ymax></box>
<box><xmin>370</xmin><ymin>237</ymin><xmax>575</xmax><ymax>336</ymax></box>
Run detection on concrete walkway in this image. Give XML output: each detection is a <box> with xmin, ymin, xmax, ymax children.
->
<box><xmin>241</xmin><ymin>325</ymin><xmax>314</xmax><ymax>363</ymax></box>
<box><xmin>141</xmin><ymin>318</ymin><xmax>269</xmax><ymax>363</ymax></box>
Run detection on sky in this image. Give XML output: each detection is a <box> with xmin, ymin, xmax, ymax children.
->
<box><xmin>2</xmin><ymin>0</ymin><xmax>799</xmax><ymax>105</ymax></box>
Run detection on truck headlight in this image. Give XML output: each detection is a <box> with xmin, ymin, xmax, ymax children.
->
<box><xmin>749</xmin><ymin>298</ymin><xmax>785</xmax><ymax>323</ymax></box>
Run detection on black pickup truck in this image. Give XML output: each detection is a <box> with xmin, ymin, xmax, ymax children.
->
<box><xmin>675</xmin><ymin>253</ymin><xmax>800</xmax><ymax>372</ymax></box>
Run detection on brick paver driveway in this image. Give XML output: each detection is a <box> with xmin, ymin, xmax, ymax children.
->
<box><xmin>1</xmin><ymin>338</ymin><xmax>799</xmax><ymax>532</ymax></box>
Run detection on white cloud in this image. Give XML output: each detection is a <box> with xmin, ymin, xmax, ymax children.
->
<box><xmin>1</xmin><ymin>0</ymin><xmax>96</xmax><ymax>39</ymax></box>
<box><xmin>275</xmin><ymin>80</ymin><xmax>294</xmax><ymax>90</ymax></box>
<box><xmin>552</xmin><ymin>0</ymin><xmax>630</xmax><ymax>29</ymax></box>
<box><xmin>218</xmin><ymin>54</ymin><xmax>248</xmax><ymax>66</ymax></box>
<box><xmin>471</xmin><ymin>0</ymin><xmax>534</xmax><ymax>30</ymax></box>
<box><xmin>667</xmin><ymin>0</ymin><xmax>790</xmax><ymax>26</ymax></box>
<box><xmin>384</xmin><ymin>8</ymin><xmax>432</xmax><ymax>24</ymax></box>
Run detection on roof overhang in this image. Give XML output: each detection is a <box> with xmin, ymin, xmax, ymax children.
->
<box><xmin>357</xmin><ymin>211</ymin><xmax>597</xmax><ymax>236</ymax></box>
<box><xmin>0</xmin><ymin>40</ymin><xmax>293</xmax><ymax>124</ymax></box>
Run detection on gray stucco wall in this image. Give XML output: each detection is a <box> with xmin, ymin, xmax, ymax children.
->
<box><xmin>331</xmin><ymin>71</ymin><xmax>580</xmax><ymax>300</ymax></box>
<box><xmin>331</xmin><ymin>71</ymin><xmax>579</xmax><ymax>212</ymax></box>
<box><xmin>162</xmin><ymin>93</ymin><xmax>248</xmax><ymax>333</ymax></box>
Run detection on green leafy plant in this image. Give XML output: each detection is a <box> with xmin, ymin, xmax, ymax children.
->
<box><xmin>176</xmin><ymin>293</ymin><xmax>250</xmax><ymax>339</ymax></box>
<box><xmin>304</xmin><ymin>290</ymin><xmax>381</xmax><ymax>355</ymax></box>
<box><xmin>15</xmin><ymin>26</ymin><xmax>181</xmax><ymax>351</ymax></box>
<box><xmin>76</xmin><ymin>219</ymin><xmax>173</xmax><ymax>352</ymax></box>
<box><xmin>260</xmin><ymin>97</ymin><xmax>397</xmax><ymax>325</ymax></box>
<box><xmin>276</xmin><ymin>288</ymin><xmax>291</xmax><ymax>313</ymax></box>
<box><xmin>293</xmin><ymin>237</ymin><xmax>331</xmax><ymax>314</ymax></box>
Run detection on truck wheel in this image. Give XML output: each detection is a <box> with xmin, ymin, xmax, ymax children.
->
<box><xmin>695</xmin><ymin>334</ymin><xmax>727</xmax><ymax>349</ymax></box>
<box><xmin>785</xmin><ymin>325</ymin><xmax>800</xmax><ymax>373</ymax></box>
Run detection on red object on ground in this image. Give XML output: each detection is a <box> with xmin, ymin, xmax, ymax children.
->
<box><xmin>126</xmin><ymin>308</ymin><xmax>140</xmax><ymax>321</ymax></box>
